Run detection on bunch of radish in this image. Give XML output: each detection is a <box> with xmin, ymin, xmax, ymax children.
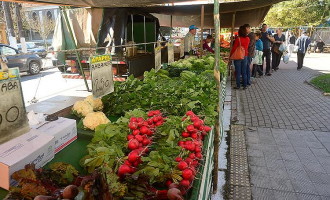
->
<box><xmin>118</xmin><ymin>110</ymin><xmax>165</xmax><ymax>177</ymax></box>
<box><xmin>167</xmin><ymin>111</ymin><xmax>212</xmax><ymax>199</ymax></box>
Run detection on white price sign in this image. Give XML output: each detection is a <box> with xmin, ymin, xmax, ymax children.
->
<box><xmin>90</xmin><ymin>54</ymin><xmax>114</xmax><ymax>98</ymax></box>
<box><xmin>0</xmin><ymin>68</ymin><xmax>29</xmax><ymax>144</ymax></box>
<box><xmin>168</xmin><ymin>42</ymin><xmax>174</xmax><ymax>64</ymax></box>
<box><xmin>155</xmin><ymin>46</ymin><xmax>162</xmax><ymax>71</ymax></box>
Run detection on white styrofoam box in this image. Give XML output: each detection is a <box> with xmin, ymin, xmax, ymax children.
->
<box><xmin>36</xmin><ymin>117</ymin><xmax>77</xmax><ymax>154</ymax></box>
<box><xmin>0</xmin><ymin>129</ymin><xmax>55</xmax><ymax>190</ymax></box>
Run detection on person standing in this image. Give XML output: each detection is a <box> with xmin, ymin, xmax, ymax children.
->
<box><xmin>316</xmin><ymin>39</ymin><xmax>325</xmax><ymax>53</ymax></box>
<box><xmin>271</xmin><ymin>29</ymin><xmax>285</xmax><ymax>71</ymax></box>
<box><xmin>183</xmin><ymin>25</ymin><xmax>198</xmax><ymax>58</ymax></box>
<box><xmin>295</xmin><ymin>32</ymin><xmax>311</xmax><ymax>70</ymax></box>
<box><xmin>252</xmin><ymin>31</ymin><xmax>264</xmax><ymax>78</ymax></box>
<box><xmin>230</xmin><ymin>26</ymin><xmax>250</xmax><ymax>90</ymax></box>
<box><xmin>203</xmin><ymin>35</ymin><xmax>215</xmax><ymax>53</ymax></box>
<box><xmin>244</xmin><ymin>24</ymin><xmax>255</xmax><ymax>85</ymax></box>
<box><xmin>288</xmin><ymin>33</ymin><xmax>296</xmax><ymax>55</ymax></box>
<box><xmin>260</xmin><ymin>24</ymin><xmax>275</xmax><ymax>76</ymax></box>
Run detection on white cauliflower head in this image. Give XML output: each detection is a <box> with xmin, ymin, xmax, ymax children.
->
<box><xmin>72</xmin><ymin>100</ymin><xmax>94</xmax><ymax>117</ymax></box>
<box><xmin>83</xmin><ymin>112</ymin><xmax>110</xmax><ymax>130</ymax></box>
<box><xmin>84</xmin><ymin>95</ymin><xmax>104</xmax><ymax>111</ymax></box>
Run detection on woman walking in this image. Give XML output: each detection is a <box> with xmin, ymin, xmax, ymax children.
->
<box><xmin>231</xmin><ymin>26</ymin><xmax>250</xmax><ymax>90</ymax></box>
<box><xmin>271</xmin><ymin>29</ymin><xmax>285</xmax><ymax>71</ymax></box>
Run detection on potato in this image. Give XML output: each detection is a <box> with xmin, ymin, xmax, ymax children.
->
<box><xmin>62</xmin><ymin>185</ymin><xmax>79</xmax><ymax>199</ymax></box>
<box><xmin>34</xmin><ymin>195</ymin><xmax>56</xmax><ymax>200</ymax></box>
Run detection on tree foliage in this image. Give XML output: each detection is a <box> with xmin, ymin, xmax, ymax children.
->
<box><xmin>264</xmin><ymin>0</ymin><xmax>329</xmax><ymax>27</ymax></box>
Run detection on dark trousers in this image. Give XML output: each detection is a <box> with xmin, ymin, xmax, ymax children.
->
<box><xmin>252</xmin><ymin>64</ymin><xmax>263</xmax><ymax>77</ymax></box>
<box><xmin>234</xmin><ymin>57</ymin><xmax>248</xmax><ymax>88</ymax></box>
<box><xmin>262</xmin><ymin>49</ymin><xmax>271</xmax><ymax>74</ymax></box>
<box><xmin>297</xmin><ymin>52</ymin><xmax>305</xmax><ymax>69</ymax></box>
<box><xmin>272</xmin><ymin>51</ymin><xmax>282</xmax><ymax>70</ymax></box>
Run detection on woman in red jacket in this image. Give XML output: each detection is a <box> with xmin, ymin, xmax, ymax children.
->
<box><xmin>230</xmin><ymin>26</ymin><xmax>250</xmax><ymax>89</ymax></box>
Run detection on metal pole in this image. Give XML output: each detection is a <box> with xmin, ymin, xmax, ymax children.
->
<box><xmin>144</xmin><ymin>15</ymin><xmax>147</xmax><ymax>52</ymax></box>
<box><xmin>200</xmin><ymin>5</ymin><xmax>205</xmax><ymax>55</ymax></box>
<box><xmin>213</xmin><ymin>0</ymin><xmax>221</xmax><ymax>194</ymax></box>
<box><xmin>61</xmin><ymin>7</ymin><xmax>90</xmax><ymax>91</ymax></box>
<box><xmin>131</xmin><ymin>14</ymin><xmax>134</xmax><ymax>42</ymax></box>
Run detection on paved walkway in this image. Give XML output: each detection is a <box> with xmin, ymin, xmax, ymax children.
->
<box><xmin>233</xmin><ymin>53</ymin><xmax>330</xmax><ymax>200</ymax></box>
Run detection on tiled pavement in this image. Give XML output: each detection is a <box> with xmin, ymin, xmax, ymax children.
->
<box><xmin>232</xmin><ymin>56</ymin><xmax>330</xmax><ymax>200</ymax></box>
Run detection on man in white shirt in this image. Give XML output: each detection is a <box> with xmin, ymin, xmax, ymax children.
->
<box><xmin>183</xmin><ymin>25</ymin><xmax>198</xmax><ymax>58</ymax></box>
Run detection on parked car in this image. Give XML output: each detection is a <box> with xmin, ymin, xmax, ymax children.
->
<box><xmin>17</xmin><ymin>42</ymin><xmax>47</xmax><ymax>58</ymax></box>
<box><xmin>0</xmin><ymin>44</ymin><xmax>42</xmax><ymax>74</ymax></box>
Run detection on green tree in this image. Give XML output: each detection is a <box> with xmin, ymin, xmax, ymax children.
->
<box><xmin>264</xmin><ymin>0</ymin><xmax>330</xmax><ymax>27</ymax></box>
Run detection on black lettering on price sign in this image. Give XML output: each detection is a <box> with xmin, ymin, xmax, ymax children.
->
<box><xmin>89</xmin><ymin>54</ymin><xmax>114</xmax><ymax>98</ymax></box>
<box><xmin>0</xmin><ymin>68</ymin><xmax>29</xmax><ymax>144</ymax></box>
<box><xmin>168</xmin><ymin>42</ymin><xmax>174</xmax><ymax>64</ymax></box>
<box><xmin>155</xmin><ymin>46</ymin><xmax>162</xmax><ymax>71</ymax></box>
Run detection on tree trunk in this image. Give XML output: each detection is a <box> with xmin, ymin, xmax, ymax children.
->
<box><xmin>2</xmin><ymin>1</ymin><xmax>15</xmax><ymax>37</ymax></box>
<box><xmin>14</xmin><ymin>3</ymin><xmax>24</xmax><ymax>38</ymax></box>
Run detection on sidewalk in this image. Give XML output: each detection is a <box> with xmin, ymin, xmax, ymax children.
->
<box><xmin>230</xmin><ymin>53</ymin><xmax>330</xmax><ymax>199</ymax></box>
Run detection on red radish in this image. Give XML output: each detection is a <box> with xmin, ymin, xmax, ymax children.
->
<box><xmin>124</xmin><ymin>160</ymin><xmax>131</xmax><ymax>166</ymax></box>
<box><xmin>166</xmin><ymin>179</ymin><xmax>173</xmax><ymax>187</ymax></box>
<box><xmin>177</xmin><ymin>161</ymin><xmax>188</xmax><ymax>170</ymax></box>
<box><xmin>128</xmin><ymin>151</ymin><xmax>140</xmax><ymax>163</ymax></box>
<box><xmin>188</xmin><ymin>153</ymin><xmax>196</xmax><ymax>159</ymax></box>
<box><xmin>154</xmin><ymin>110</ymin><xmax>161</xmax><ymax>115</ymax></box>
<box><xmin>130</xmin><ymin>167</ymin><xmax>137</xmax><ymax>173</ymax></box>
<box><xmin>182</xmin><ymin>169</ymin><xmax>193</xmax><ymax>179</ymax></box>
<box><xmin>182</xmin><ymin>132</ymin><xmax>190</xmax><ymax>138</ymax></box>
<box><xmin>155</xmin><ymin>121</ymin><xmax>163</xmax><ymax>126</ymax></box>
<box><xmin>199</xmin><ymin>126</ymin><xmax>205</xmax><ymax>131</ymax></box>
<box><xmin>178</xmin><ymin>141</ymin><xmax>184</xmax><ymax>146</ymax></box>
<box><xmin>191</xmin><ymin>133</ymin><xmax>198</xmax><ymax>139</ymax></box>
<box><xmin>202</xmin><ymin>131</ymin><xmax>207</xmax><ymax>136</ymax></box>
<box><xmin>196</xmin><ymin>152</ymin><xmax>202</xmax><ymax>159</ymax></box>
<box><xmin>130</xmin><ymin>117</ymin><xmax>137</xmax><ymax>122</ymax></box>
<box><xmin>137</xmin><ymin>117</ymin><xmax>144</xmax><ymax>122</ymax></box>
<box><xmin>167</xmin><ymin>188</ymin><xmax>183</xmax><ymax>200</ymax></box>
<box><xmin>192</xmin><ymin>160</ymin><xmax>199</xmax><ymax>167</ymax></box>
<box><xmin>152</xmin><ymin>117</ymin><xmax>158</xmax><ymax>123</ymax></box>
<box><xmin>118</xmin><ymin>164</ymin><xmax>131</xmax><ymax>175</ymax></box>
<box><xmin>190</xmin><ymin>116</ymin><xmax>199</xmax><ymax>122</ymax></box>
<box><xmin>147</xmin><ymin>111</ymin><xmax>155</xmax><ymax>117</ymax></box>
<box><xmin>132</xmin><ymin>129</ymin><xmax>140</xmax><ymax>135</ymax></box>
<box><xmin>175</xmin><ymin>157</ymin><xmax>183</xmax><ymax>162</ymax></box>
<box><xmin>193</xmin><ymin>121</ymin><xmax>202</xmax><ymax>128</ymax></box>
<box><xmin>128</xmin><ymin>139</ymin><xmax>139</xmax><ymax>150</ymax></box>
<box><xmin>139</xmin><ymin>143</ymin><xmax>142</xmax><ymax>147</ymax></box>
<box><xmin>204</xmin><ymin>126</ymin><xmax>212</xmax><ymax>132</ymax></box>
<box><xmin>129</xmin><ymin>122</ymin><xmax>138</xmax><ymax>130</ymax></box>
<box><xmin>195</xmin><ymin>147</ymin><xmax>202</xmax><ymax>152</ymax></box>
<box><xmin>182</xmin><ymin>117</ymin><xmax>187</xmax><ymax>121</ymax></box>
<box><xmin>180</xmin><ymin>179</ymin><xmax>190</xmax><ymax>188</ymax></box>
<box><xmin>127</xmin><ymin>134</ymin><xmax>134</xmax><ymax>140</ymax></box>
<box><xmin>142</xmin><ymin>138</ymin><xmax>151</xmax><ymax>146</ymax></box>
<box><xmin>142</xmin><ymin>121</ymin><xmax>149</xmax><ymax>126</ymax></box>
<box><xmin>140</xmin><ymin>126</ymin><xmax>149</xmax><ymax>134</ymax></box>
<box><xmin>185</xmin><ymin>158</ymin><xmax>193</xmax><ymax>164</ymax></box>
<box><xmin>133</xmin><ymin>161</ymin><xmax>140</xmax><ymax>167</ymax></box>
<box><xmin>135</xmin><ymin>135</ymin><xmax>143</xmax><ymax>142</ymax></box>
<box><xmin>186</xmin><ymin>111</ymin><xmax>194</xmax><ymax>116</ymax></box>
<box><xmin>186</xmin><ymin>125</ymin><xmax>195</xmax><ymax>132</ymax></box>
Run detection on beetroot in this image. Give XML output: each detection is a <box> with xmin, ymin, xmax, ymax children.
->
<box><xmin>167</xmin><ymin>188</ymin><xmax>184</xmax><ymax>200</ymax></box>
<box><xmin>177</xmin><ymin>161</ymin><xmax>188</xmax><ymax>170</ymax></box>
<box><xmin>128</xmin><ymin>139</ymin><xmax>139</xmax><ymax>150</ymax></box>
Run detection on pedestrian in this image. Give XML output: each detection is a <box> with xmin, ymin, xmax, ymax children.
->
<box><xmin>252</xmin><ymin>31</ymin><xmax>264</xmax><ymax>78</ymax></box>
<box><xmin>183</xmin><ymin>25</ymin><xmax>198</xmax><ymax>58</ymax></box>
<box><xmin>295</xmin><ymin>32</ymin><xmax>311</xmax><ymax>70</ymax></box>
<box><xmin>271</xmin><ymin>29</ymin><xmax>285</xmax><ymax>71</ymax></box>
<box><xmin>260</xmin><ymin>24</ymin><xmax>275</xmax><ymax>76</ymax></box>
<box><xmin>288</xmin><ymin>32</ymin><xmax>296</xmax><ymax>55</ymax></box>
<box><xmin>203</xmin><ymin>35</ymin><xmax>215</xmax><ymax>53</ymax></box>
<box><xmin>230</xmin><ymin>25</ymin><xmax>250</xmax><ymax>90</ymax></box>
<box><xmin>244</xmin><ymin>24</ymin><xmax>255</xmax><ymax>85</ymax></box>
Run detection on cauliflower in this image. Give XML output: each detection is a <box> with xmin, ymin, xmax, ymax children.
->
<box><xmin>83</xmin><ymin>112</ymin><xmax>110</xmax><ymax>130</ymax></box>
<box><xmin>84</xmin><ymin>95</ymin><xmax>104</xmax><ymax>111</ymax></box>
<box><xmin>72</xmin><ymin>100</ymin><xmax>94</xmax><ymax>117</ymax></box>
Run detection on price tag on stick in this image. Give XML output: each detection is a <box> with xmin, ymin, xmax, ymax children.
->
<box><xmin>89</xmin><ymin>54</ymin><xmax>114</xmax><ymax>98</ymax></box>
<box><xmin>0</xmin><ymin>68</ymin><xmax>30</xmax><ymax>144</ymax></box>
<box><xmin>154</xmin><ymin>46</ymin><xmax>162</xmax><ymax>71</ymax></box>
<box><xmin>168</xmin><ymin>42</ymin><xmax>174</xmax><ymax>64</ymax></box>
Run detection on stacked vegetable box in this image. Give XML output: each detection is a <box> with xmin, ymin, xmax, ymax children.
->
<box><xmin>5</xmin><ymin>55</ymin><xmax>226</xmax><ymax>200</ymax></box>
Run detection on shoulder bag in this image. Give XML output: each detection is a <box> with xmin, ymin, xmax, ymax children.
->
<box><xmin>230</xmin><ymin>37</ymin><xmax>245</xmax><ymax>60</ymax></box>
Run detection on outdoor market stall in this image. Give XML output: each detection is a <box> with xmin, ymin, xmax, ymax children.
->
<box><xmin>0</xmin><ymin>0</ymin><xmax>287</xmax><ymax>199</ymax></box>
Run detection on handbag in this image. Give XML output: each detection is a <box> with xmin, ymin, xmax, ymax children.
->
<box><xmin>252</xmin><ymin>50</ymin><xmax>263</xmax><ymax>65</ymax></box>
<box><xmin>230</xmin><ymin>37</ymin><xmax>245</xmax><ymax>60</ymax></box>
